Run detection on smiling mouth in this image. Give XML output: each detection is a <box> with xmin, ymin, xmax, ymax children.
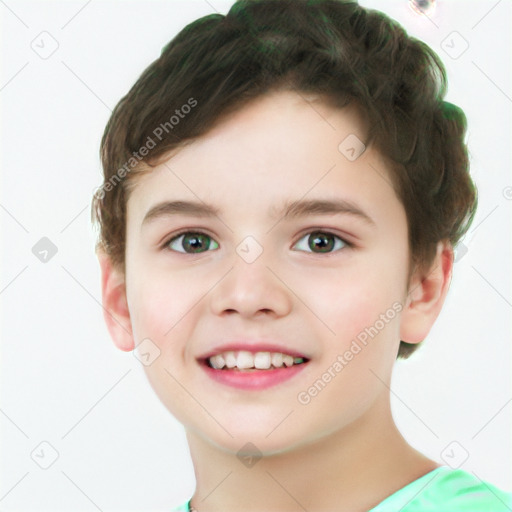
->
<box><xmin>203</xmin><ymin>350</ymin><xmax>309</xmax><ymax>371</ymax></box>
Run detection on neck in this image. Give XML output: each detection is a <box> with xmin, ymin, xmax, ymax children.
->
<box><xmin>185</xmin><ymin>395</ymin><xmax>439</xmax><ymax>512</ymax></box>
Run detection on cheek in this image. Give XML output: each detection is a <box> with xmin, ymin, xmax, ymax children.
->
<box><xmin>127</xmin><ymin>271</ymin><xmax>200</xmax><ymax>352</ymax></box>
<box><xmin>307</xmin><ymin>262</ymin><xmax>403</xmax><ymax>343</ymax></box>
<box><xmin>294</xmin><ymin>272</ymin><xmax>404</xmax><ymax>431</ymax></box>
<box><xmin>127</xmin><ymin>274</ymin><xmax>203</xmax><ymax>422</ymax></box>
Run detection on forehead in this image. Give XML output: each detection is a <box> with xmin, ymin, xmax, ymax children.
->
<box><xmin>127</xmin><ymin>90</ymin><xmax>400</xmax><ymax>227</ymax></box>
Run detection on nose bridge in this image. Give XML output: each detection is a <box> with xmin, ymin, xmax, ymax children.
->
<box><xmin>209</xmin><ymin>234</ymin><xmax>292</xmax><ymax>317</ymax></box>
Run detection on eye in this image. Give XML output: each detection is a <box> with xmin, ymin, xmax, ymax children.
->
<box><xmin>164</xmin><ymin>231</ymin><xmax>219</xmax><ymax>254</ymax></box>
<box><xmin>292</xmin><ymin>230</ymin><xmax>350</xmax><ymax>254</ymax></box>
<box><xmin>162</xmin><ymin>229</ymin><xmax>351</xmax><ymax>255</ymax></box>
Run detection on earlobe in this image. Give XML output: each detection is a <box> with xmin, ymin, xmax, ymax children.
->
<box><xmin>399</xmin><ymin>241</ymin><xmax>454</xmax><ymax>344</ymax></box>
<box><xmin>97</xmin><ymin>250</ymin><xmax>135</xmax><ymax>352</ymax></box>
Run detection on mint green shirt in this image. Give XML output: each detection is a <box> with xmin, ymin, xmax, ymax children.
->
<box><xmin>171</xmin><ymin>466</ymin><xmax>512</xmax><ymax>511</ymax></box>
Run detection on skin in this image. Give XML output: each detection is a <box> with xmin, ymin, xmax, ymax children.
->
<box><xmin>98</xmin><ymin>90</ymin><xmax>454</xmax><ymax>511</ymax></box>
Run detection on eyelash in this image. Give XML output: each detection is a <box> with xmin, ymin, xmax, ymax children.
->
<box><xmin>160</xmin><ymin>229</ymin><xmax>354</xmax><ymax>255</ymax></box>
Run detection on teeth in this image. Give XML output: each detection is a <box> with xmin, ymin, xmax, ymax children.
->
<box><xmin>254</xmin><ymin>352</ymin><xmax>271</xmax><ymax>369</ymax></box>
<box><xmin>236</xmin><ymin>351</ymin><xmax>254</xmax><ymax>369</ymax></box>
<box><xmin>283</xmin><ymin>355</ymin><xmax>294</xmax><ymax>367</ymax></box>
<box><xmin>207</xmin><ymin>350</ymin><xmax>306</xmax><ymax>370</ymax></box>
<box><xmin>224</xmin><ymin>351</ymin><xmax>237</xmax><ymax>368</ymax></box>
<box><xmin>271</xmin><ymin>352</ymin><xmax>283</xmax><ymax>367</ymax></box>
<box><xmin>210</xmin><ymin>354</ymin><xmax>225</xmax><ymax>369</ymax></box>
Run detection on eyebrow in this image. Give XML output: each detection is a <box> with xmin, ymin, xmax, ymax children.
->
<box><xmin>141</xmin><ymin>198</ymin><xmax>376</xmax><ymax>227</ymax></box>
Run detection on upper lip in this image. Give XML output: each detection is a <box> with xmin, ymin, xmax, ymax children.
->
<box><xmin>198</xmin><ymin>342</ymin><xmax>309</xmax><ymax>362</ymax></box>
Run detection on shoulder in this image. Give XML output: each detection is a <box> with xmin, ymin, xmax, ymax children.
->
<box><xmin>406</xmin><ymin>467</ymin><xmax>512</xmax><ymax>512</ymax></box>
<box><xmin>169</xmin><ymin>501</ymin><xmax>189</xmax><ymax>512</ymax></box>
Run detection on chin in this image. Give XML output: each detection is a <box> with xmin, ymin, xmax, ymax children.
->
<box><xmin>210</xmin><ymin>431</ymin><xmax>304</xmax><ymax>458</ymax></box>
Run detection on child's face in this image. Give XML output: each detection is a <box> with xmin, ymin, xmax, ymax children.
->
<box><xmin>123</xmin><ymin>90</ymin><xmax>412</xmax><ymax>454</ymax></box>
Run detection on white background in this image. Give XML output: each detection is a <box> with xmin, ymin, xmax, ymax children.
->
<box><xmin>1</xmin><ymin>0</ymin><xmax>510</xmax><ymax>510</ymax></box>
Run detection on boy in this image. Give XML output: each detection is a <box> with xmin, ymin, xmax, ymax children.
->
<box><xmin>91</xmin><ymin>0</ymin><xmax>511</xmax><ymax>510</ymax></box>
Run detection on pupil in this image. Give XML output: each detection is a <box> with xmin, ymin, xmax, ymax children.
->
<box><xmin>309</xmin><ymin>232</ymin><xmax>333</xmax><ymax>253</ymax></box>
<box><xmin>184</xmin><ymin>233</ymin><xmax>208</xmax><ymax>253</ymax></box>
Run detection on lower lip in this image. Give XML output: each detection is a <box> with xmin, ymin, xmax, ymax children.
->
<box><xmin>200</xmin><ymin>362</ymin><xmax>308</xmax><ymax>390</ymax></box>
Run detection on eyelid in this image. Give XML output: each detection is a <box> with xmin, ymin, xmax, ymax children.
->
<box><xmin>292</xmin><ymin>227</ymin><xmax>355</xmax><ymax>247</ymax></box>
<box><xmin>160</xmin><ymin>227</ymin><xmax>356</xmax><ymax>254</ymax></box>
<box><xmin>161</xmin><ymin>229</ymin><xmax>217</xmax><ymax>252</ymax></box>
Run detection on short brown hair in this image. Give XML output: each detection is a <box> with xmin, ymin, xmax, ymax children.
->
<box><xmin>91</xmin><ymin>0</ymin><xmax>477</xmax><ymax>359</ymax></box>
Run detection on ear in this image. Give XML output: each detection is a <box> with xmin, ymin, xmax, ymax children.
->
<box><xmin>97</xmin><ymin>249</ymin><xmax>134</xmax><ymax>352</ymax></box>
<box><xmin>399</xmin><ymin>241</ymin><xmax>454</xmax><ymax>344</ymax></box>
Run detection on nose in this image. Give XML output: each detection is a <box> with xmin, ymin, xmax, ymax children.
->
<box><xmin>209</xmin><ymin>248</ymin><xmax>293</xmax><ymax>319</ymax></box>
